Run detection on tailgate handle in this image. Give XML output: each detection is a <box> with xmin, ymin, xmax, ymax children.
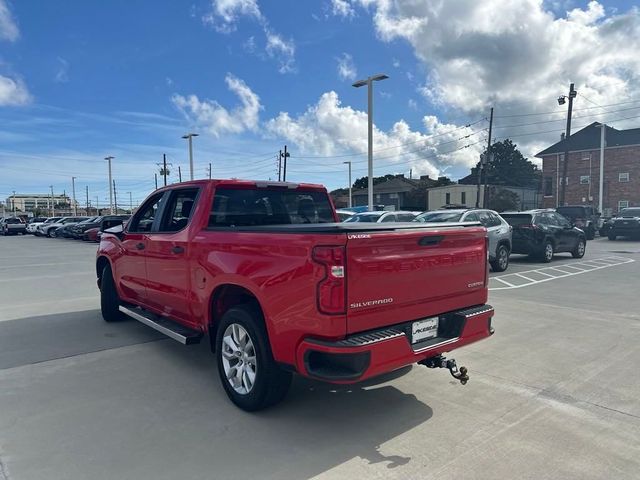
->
<box><xmin>419</xmin><ymin>235</ymin><xmax>444</xmax><ymax>246</ymax></box>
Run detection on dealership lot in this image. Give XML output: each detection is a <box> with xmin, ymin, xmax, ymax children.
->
<box><xmin>1</xmin><ymin>235</ymin><xmax>639</xmax><ymax>480</ymax></box>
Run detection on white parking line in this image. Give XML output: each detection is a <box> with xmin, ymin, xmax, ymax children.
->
<box><xmin>490</xmin><ymin>256</ymin><xmax>634</xmax><ymax>291</ymax></box>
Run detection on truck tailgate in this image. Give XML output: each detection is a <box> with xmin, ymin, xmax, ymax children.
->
<box><xmin>346</xmin><ymin>225</ymin><xmax>487</xmax><ymax>334</ymax></box>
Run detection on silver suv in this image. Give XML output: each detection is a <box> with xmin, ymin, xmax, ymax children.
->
<box><xmin>413</xmin><ymin>208</ymin><xmax>513</xmax><ymax>272</ymax></box>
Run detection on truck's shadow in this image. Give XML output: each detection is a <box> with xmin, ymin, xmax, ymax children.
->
<box><xmin>1</xmin><ymin>310</ymin><xmax>434</xmax><ymax>479</ymax></box>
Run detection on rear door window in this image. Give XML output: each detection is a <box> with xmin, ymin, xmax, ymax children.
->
<box><xmin>503</xmin><ymin>214</ymin><xmax>533</xmax><ymax>226</ymax></box>
<box><xmin>381</xmin><ymin>213</ymin><xmax>397</xmax><ymax>222</ymax></box>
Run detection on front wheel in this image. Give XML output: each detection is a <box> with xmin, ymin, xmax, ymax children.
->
<box><xmin>572</xmin><ymin>238</ymin><xmax>586</xmax><ymax>258</ymax></box>
<box><xmin>490</xmin><ymin>244</ymin><xmax>510</xmax><ymax>272</ymax></box>
<box><xmin>48</xmin><ymin>229</ymin><xmax>56</xmax><ymax>238</ymax></box>
<box><xmin>100</xmin><ymin>265</ymin><xmax>124</xmax><ymax>322</ymax></box>
<box><xmin>216</xmin><ymin>304</ymin><xmax>291</xmax><ymax>411</ymax></box>
<box><xmin>608</xmin><ymin>233</ymin><xmax>617</xmax><ymax>241</ymax></box>
<box><xmin>586</xmin><ymin>226</ymin><xmax>596</xmax><ymax>241</ymax></box>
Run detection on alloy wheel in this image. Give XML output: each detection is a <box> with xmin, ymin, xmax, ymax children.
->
<box><xmin>221</xmin><ymin>323</ymin><xmax>257</xmax><ymax>395</ymax></box>
<box><xmin>545</xmin><ymin>243</ymin><xmax>553</xmax><ymax>261</ymax></box>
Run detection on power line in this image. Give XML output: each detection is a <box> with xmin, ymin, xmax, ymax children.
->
<box><xmin>494</xmin><ymin>98</ymin><xmax>640</xmax><ymax>118</ymax></box>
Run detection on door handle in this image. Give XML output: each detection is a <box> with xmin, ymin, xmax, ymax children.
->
<box><xmin>136</xmin><ymin>242</ymin><xmax>145</xmax><ymax>250</ymax></box>
<box><xmin>171</xmin><ymin>245</ymin><xmax>185</xmax><ymax>254</ymax></box>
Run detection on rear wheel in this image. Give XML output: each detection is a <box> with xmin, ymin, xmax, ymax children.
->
<box><xmin>48</xmin><ymin>229</ymin><xmax>56</xmax><ymax>238</ymax></box>
<box><xmin>572</xmin><ymin>238</ymin><xmax>586</xmax><ymax>258</ymax></box>
<box><xmin>586</xmin><ymin>226</ymin><xmax>596</xmax><ymax>240</ymax></box>
<box><xmin>100</xmin><ymin>265</ymin><xmax>124</xmax><ymax>322</ymax></box>
<box><xmin>216</xmin><ymin>304</ymin><xmax>291</xmax><ymax>411</ymax></box>
<box><xmin>490</xmin><ymin>244</ymin><xmax>510</xmax><ymax>272</ymax></box>
<box><xmin>539</xmin><ymin>240</ymin><xmax>554</xmax><ymax>263</ymax></box>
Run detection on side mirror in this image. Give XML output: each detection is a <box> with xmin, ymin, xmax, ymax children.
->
<box><xmin>103</xmin><ymin>223</ymin><xmax>124</xmax><ymax>240</ymax></box>
<box><xmin>101</xmin><ymin>219</ymin><xmax>123</xmax><ymax>231</ymax></box>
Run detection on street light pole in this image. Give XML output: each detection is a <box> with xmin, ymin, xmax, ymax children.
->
<box><xmin>598</xmin><ymin>123</ymin><xmax>606</xmax><ymax>214</ymax></box>
<box><xmin>343</xmin><ymin>161</ymin><xmax>352</xmax><ymax>208</ymax></box>
<box><xmin>353</xmin><ymin>73</ymin><xmax>389</xmax><ymax>211</ymax></box>
<box><xmin>182</xmin><ymin>133</ymin><xmax>199</xmax><ymax>180</ymax></box>
<box><xmin>71</xmin><ymin>176</ymin><xmax>77</xmax><ymax>216</ymax></box>
<box><xmin>105</xmin><ymin>156</ymin><xmax>114</xmax><ymax>214</ymax></box>
<box><xmin>50</xmin><ymin>185</ymin><xmax>54</xmax><ymax>217</ymax></box>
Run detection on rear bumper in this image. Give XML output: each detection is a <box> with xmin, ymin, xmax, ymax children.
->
<box><xmin>296</xmin><ymin>305</ymin><xmax>494</xmax><ymax>383</ymax></box>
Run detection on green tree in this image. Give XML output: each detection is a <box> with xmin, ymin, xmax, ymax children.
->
<box><xmin>487</xmin><ymin>188</ymin><xmax>520</xmax><ymax>212</ymax></box>
<box><xmin>352</xmin><ymin>174</ymin><xmax>397</xmax><ymax>190</ymax></box>
<box><xmin>477</xmin><ymin>139</ymin><xmax>540</xmax><ymax>189</ymax></box>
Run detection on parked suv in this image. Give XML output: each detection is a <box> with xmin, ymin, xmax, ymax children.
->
<box><xmin>607</xmin><ymin>207</ymin><xmax>640</xmax><ymax>240</ymax></box>
<box><xmin>414</xmin><ymin>209</ymin><xmax>512</xmax><ymax>272</ymax></box>
<box><xmin>556</xmin><ymin>205</ymin><xmax>600</xmax><ymax>240</ymax></box>
<box><xmin>501</xmin><ymin>210</ymin><xmax>586</xmax><ymax>262</ymax></box>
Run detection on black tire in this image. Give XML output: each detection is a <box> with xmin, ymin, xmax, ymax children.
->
<box><xmin>608</xmin><ymin>233</ymin><xmax>617</xmax><ymax>241</ymax></box>
<box><xmin>47</xmin><ymin>229</ymin><xmax>56</xmax><ymax>238</ymax></box>
<box><xmin>539</xmin><ymin>239</ymin><xmax>554</xmax><ymax>263</ymax></box>
<box><xmin>586</xmin><ymin>226</ymin><xmax>596</xmax><ymax>241</ymax></box>
<box><xmin>490</xmin><ymin>244</ymin><xmax>510</xmax><ymax>272</ymax></box>
<box><xmin>572</xmin><ymin>237</ymin><xmax>586</xmax><ymax>258</ymax></box>
<box><xmin>215</xmin><ymin>304</ymin><xmax>291</xmax><ymax>412</ymax></box>
<box><xmin>100</xmin><ymin>265</ymin><xmax>124</xmax><ymax>322</ymax></box>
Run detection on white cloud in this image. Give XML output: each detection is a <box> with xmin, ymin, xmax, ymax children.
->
<box><xmin>336</xmin><ymin>53</ymin><xmax>357</xmax><ymax>81</ymax></box>
<box><xmin>265</xmin><ymin>91</ymin><xmax>485</xmax><ymax>178</ymax></box>
<box><xmin>0</xmin><ymin>74</ymin><xmax>31</xmax><ymax>106</ymax></box>
<box><xmin>202</xmin><ymin>0</ymin><xmax>262</xmax><ymax>33</ymax></box>
<box><xmin>408</xmin><ymin>98</ymin><xmax>417</xmax><ymax>110</ymax></box>
<box><xmin>331</xmin><ymin>0</ymin><xmax>355</xmax><ymax>18</ymax></box>
<box><xmin>203</xmin><ymin>0</ymin><xmax>296</xmax><ymax>73</ymax></box>
<box><xmin>265</xmin><ymin>29</ymin><xmax>296</xmax><ymax>73</ymax></box>
<box><xmin>172</xmin><ymin>73</ymin><xmax>262</xmax><ymax>137</ymax></box>
<box><xmin>54</xmin><ymin>57</ymin><xmax>69</xmax><ymax>83</ymax></box>
<box><xmin>0</xmin><ymin>0</ymin><xmax>19</xmax><ymax>42</ymax></box>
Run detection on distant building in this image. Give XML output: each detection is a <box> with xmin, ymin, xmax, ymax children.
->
<box><xmin>536</xmin><ymin>122</ymin><xmax>640</xmax><ymax>215</ymax></box>
<box><xmin>4</xmin><ymin>193</ymin><xmax>75</xmax><ymax>213</ymax></box>
<box><xmin>427</xmin><ymin>184</ymin><xmax>540</xmax><ymax>211</ymax></box>
<box><xmin>351</xmin><ymin>175</ymin><xmax>434</xmax><ymax>210</ymax></box>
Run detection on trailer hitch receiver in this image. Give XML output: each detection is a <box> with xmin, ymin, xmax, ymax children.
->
<box><xmin>419</xmin><ymin>355</ymin><xmax>469</xmax><ymax>385</ymax></box>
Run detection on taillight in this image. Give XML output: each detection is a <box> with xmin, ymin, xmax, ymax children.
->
<box><xmin>312</xmin><ymin>246</ymin><xmax>346</xmax><ymax>315</ymax></box>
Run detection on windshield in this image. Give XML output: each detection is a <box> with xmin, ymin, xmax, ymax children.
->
<box><xmin>414</xmin><ymin>212</ymin><xmax>463</xmax><ymax>223</ymax></box>
<box><xmin>501</xmin><ymin>214</ymin><xmax>533</xmax><ymax>226</ymax></box>
<box><xmin>344</xmin><ymin>213</ymin><xmax>384</xmax><ymax>223</ymax></box>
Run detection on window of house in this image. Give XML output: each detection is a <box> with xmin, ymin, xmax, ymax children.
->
<box><xmin>461</xmin><ymin>191</ymin><xmax>466</xmax><ymax>205</ymax></box>
<box><xmin>544</xmin><ymin>177</ymin><xmax>553</xmax><ymax>197</ymax></box>
<box><xmin>445</xmin><ymin>193</ymin><xmax>451</xmax><ymax>205</ymax></box>
<box><xmin>618</xmin><ymin>200</ymin><xmax>629</xmax><ymax>211</ymax></box>
<box><xmin>580</xmin><ymin>175</ymin><xmax>590</xmax><ymax>185</ymax></box>
<box><xmin>564</xmin><ymin>177</ymin><xmax>569</xmax><ymax>185</ymax></box>
<box><xmin>619</xmin><ymin>172</ymin><xmax>630</xmax><ymax>182</ymax></box>
<box><xmin>582</xmin><ymin>153</ymin><xmax>591</xmax><ymax>161</ymax></box>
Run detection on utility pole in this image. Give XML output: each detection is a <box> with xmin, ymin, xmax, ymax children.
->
<box><xmin>352</xmin><ymin>73</ymin><xmax>389</xmax><ymax>211</ymax></box>
<box><xmin>178</xmin><ymin>166</ymin><xmax>182</xmax><ymax>182</ymax></box>
<box><xmin>12</xmin><ymin>190</ymin><xmax>16</xmax><ymax>215</ymax></box>
<box><xmin>208</xmin><ymin>162</ymin><xmax>212</xmax><ymax>179</ymax></box>
<box><xmin>476</xmin><ymin>154</ymin><xmax>484</xmax><ymax>208</ymax></box>
<box><xmin>182</xmin><ymin>133</ymin><xmax>199</xmax><ymax>180</ymax></box>
<box><xmin>113</xmin><ymin>180</ymin><xmax>118</xmax><ymax>213</ymax></box>
<box><xmin>278</xmin><ymin>150</ymin><xmax>282</xmax><ymax>181</ymax></box>
<box><xmin>282</xmin><ymin>145</ymin><xmax>290</xmax><ymax>182</ymax></box>
<box><xmin>162</xmin><ymin>154</ymin><xmax>168</xmax><ymax>186</ymax></box>
<box><xmin>85</xmin><ymin>185</ymin><xmax>89</xmax><ymax>215</ymax></box>
<box><xmin>127</xmin><ymin>191</ymin><xmax>133</xmax><ymax>212</ymax></box>
<box><xmin>559</xmin><ymin>83</ymin><xmax>576</xmax><ymax>206</ymax></box>
<box><xmin>95</xmin><ymin>196</ymin><xmax>99</xmax><ymax>215</ymax></box>
<box><xmin>50</xmin><ymin>185</ymin><xmax>54</xmax><ymax>217</ymax></box>
<box><xmin>482</xmin><ymin>107</ymin><xmax>494</xmax><ymax>208</ymax></box>
<box><xmin>105</xmin><ymin>156</ymin><xmax>114</xmax><ymax>214</ymax></box>
<box><xmin>71</xmin><ymin>176</ymin><xmax>77</xmax><ymax>216</ymax></box>
<box><xmin>343</xmin><ymin>161</ymin><xmax>352</xmax><ymax>208</ymax></box>
<box><xmin>598</xmin><ymin>123</ymin><xmax>606</xmax><ymax>214</ymax></box>
<box><xmin>155</xmin><ymin>173</ymin><xmax>158</xmax><ymax>189</ymax></box>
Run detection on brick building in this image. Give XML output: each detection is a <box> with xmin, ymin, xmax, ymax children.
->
<box><xmin>536</xmin><ymin>122</ymin><xmax>640</xmax><ymax>216</ymax></box>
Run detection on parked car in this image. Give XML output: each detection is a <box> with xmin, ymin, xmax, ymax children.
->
<box><xmin>607</xmin><ymin>207</ymin><xmax>640</xmax><ymax>240</ymax></box>
<box><xmin>68</xmin><ymin>216</ymin><xmax>103</xmax><ymax>239</ymax></box>
<box><xmin>343</xmin><ymin>210</ymin><xmax>418</xmax><ymax>223</ymax></box>
<box><xmin>414</xmin><ymin>209</ymin><xmax>512</xmax><ymax>272</ymax></box>
<box><xmin>30</xmin><ymin>217</ymin><xmax>61</xmax><ymax>235</ymax></box>
<box><xmin>83</xmin><ymin>227</ymin><xmax>101</xmax><ymax>242</ymax></box>
<box><xmin>555</xmin><ymin>205</ymin><xmax>599</xmax><ymax>240</ymax></box>
<box><xmin>0</xmin><ymin>216</ymin><xmax>26</xmax><ymax>235</ymax></box>
<box><xmin>335</xmin><ymin>209</ymin><xmax>355</xmax><ymax>222</ymax></box>
<box><xmin>96</xmin><ymin>179</ymin><xmax>494</xmax><ymax>411</ymax></box>
<box><xmin>38</xmin><ymin>216</ymin><xmax>89</xmax><ymax>237</ymax></box>
<box><xmin>501</xmin><ymin>209</ymin><xmax>586</xmax><ymax>262</ymax></box>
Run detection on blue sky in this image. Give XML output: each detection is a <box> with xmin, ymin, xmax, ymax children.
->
<box><xmin>1</xmin><ymin>0</ymin><xmax>639</xmax><ymax>207</ymax></box>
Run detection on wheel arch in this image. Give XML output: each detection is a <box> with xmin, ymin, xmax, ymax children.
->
<box><xmin>96</xmin><ymin>255</ymin><xmax>111</xmax><ymax>288</ymax></box>
<box><xmin>208</xmin><ymin>284</ymin><xmax>267</xmax><ymax>353</ymax></box>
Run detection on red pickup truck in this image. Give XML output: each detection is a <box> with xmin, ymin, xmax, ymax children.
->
<box><xmin>97</xmin><ymin>180</ymin><xmax>494</xmax><ymax>411</ymax></box>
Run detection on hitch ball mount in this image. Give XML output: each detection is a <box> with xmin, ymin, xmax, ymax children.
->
<box><xmin>419</xmin><ymin>355</ymin><xmax>469</xmax><ymax>385</ymax></box>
